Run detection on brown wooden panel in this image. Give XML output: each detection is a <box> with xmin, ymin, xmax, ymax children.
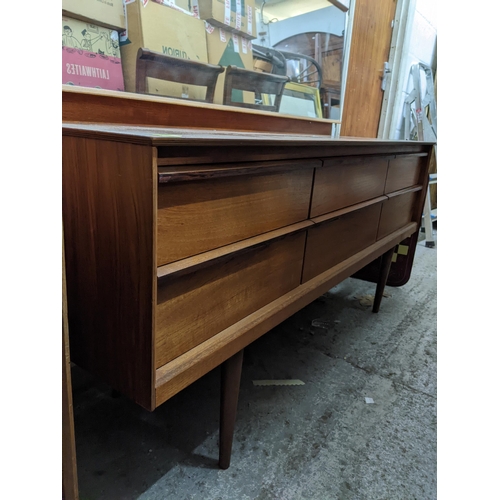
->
<box><xmin>385</xmin><ymin>154</ymin><xmax>427</xmax><ymax>194</ymax></box>
<box><xmin>340</xmin><ymin>0</ymin><xmax>398</xmax><ymax>137</ymax></box>
<box><xmin>303</xmin><ymin>203</ymin><xmax>382</xmax><ymax>282</ymax></box>
<box><xmin>155</xmin><ymin>143</ymin><xmax>429</xmax><ymax>166</ymax></box>
<box><xmin>157</xmin><ymin>220</ymin><xmax>313</xmax><ymax>280</ymax></box>
<box><xmin>62</xmin><ymin>137</ymin><xmax>156</xmax><ymax>410</ymax></box>
<box><xmin>155</xmin><ymin>232</ymin><xmax>306</xmax><ymax>368</ymax></box>
<box><xmin>310</xmin><ymin>156</ymin><xmax>389</xmax><ymax>217</ymax></box>
<box><xmin>157</xmin><ymin>159</ymin><xmax>321</xmax><ymax>182</ymax></box>
<box><xmin>157</xmin><ymin>168</ymin><xmax>314</xmax><ymax>265</ymax></box>
<box><xmin>155</xmin><ymin>222</ymin><xmax>417</xmax><ymax>406</ymax></box>
<box><xmin>62</xmin><ymin>233</ymin><xmax>79</xmax><ymax>500</ymax></box>
<box><xmin>378</xmin><ymin>190</ymin><xmax>420</xmax><ymax>240</ymax></box>
<box><xmin>62</xmin><ymin>86</ymin><xmax>335</xmax><ymax>136</ymax></box>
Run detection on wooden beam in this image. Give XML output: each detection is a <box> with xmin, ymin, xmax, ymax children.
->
<box><xmin>328</xmin><ymin>0</ymin><xmax>349</xmax><ymax>12</ymax></box>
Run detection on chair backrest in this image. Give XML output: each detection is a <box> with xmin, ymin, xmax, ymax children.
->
<box><xmin>222</xmin><ymin>65</ymin><xmax>290</xmax><ymax>112</ymax></box>
<box><xmin>135</xmin><ymin>48</ymin><xmax>225</xmax><ymax>103</ymax></box>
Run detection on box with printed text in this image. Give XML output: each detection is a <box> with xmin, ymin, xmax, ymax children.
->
<box><xmin>62</xmin><ymin>16</ymin><xmax>125</xmax><ymax>91</ymax></box>
<box><xmin>120</xmin><ymin>0</ymin><xmax>208</xmax><ymax>100</ymax></box>
<box><xmin>62</xmin><ymin>0</ymin><xmax>126</xmax><ymax>30</ymax></box>
<box><xmin>196</xmin><ymin>0</ymin><xmax>256</xmax><ymax>39</ymax></box>
<box><xmin>205</xmin><ymin>23</ymin><xmax>254</xmax><ymax>105</ymax></box>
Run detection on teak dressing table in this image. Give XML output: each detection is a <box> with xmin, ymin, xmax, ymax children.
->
<box><xmin>62</xmin><ymin>88</ymin><xmax>434</xmax><ymax>470</ymax></box>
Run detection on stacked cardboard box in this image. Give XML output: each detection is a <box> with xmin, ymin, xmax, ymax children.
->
<box><xmin>204</xmin><ymin>23</ymin><xmax>254</xmax><ymax>105</ymax></box>
<box><xmin>195</xmin><ymin>0</ymin><xmax>256</xmax><ymax>39</ymax></box>
<box><xmin>120</xmin><ymin>1</ymin><xmax>209</xmax><ymax>101</ymax></box>
<box><xmin>61</xmin><ymin>0</ymin><xmax>258</xmax><ymax>105</ymax></box>
<box><xmin>62</xmin><ymin>0</ymin><xmax>126</xmax><ymax>30</ymax></box>
<box><xmin>62</xmin><ymin>16</ymin><xmax>125</xmax><ymax>91</ymax></box>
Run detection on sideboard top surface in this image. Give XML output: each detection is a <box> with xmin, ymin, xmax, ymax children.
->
<box><xmin>62</xmin><ymin>122</ymin><xmax>436</xmax><ymax>150</ymax></box>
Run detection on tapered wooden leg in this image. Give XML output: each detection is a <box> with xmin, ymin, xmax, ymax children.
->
<box><xmin>219</xmin><ymin>349</ymin><xmax>244</xmax><ymax>470</ymax></box>
<box><xmin>373</xmin><ymin>246</ymin><xmax>397</xmax><ymax>313</ymax></box>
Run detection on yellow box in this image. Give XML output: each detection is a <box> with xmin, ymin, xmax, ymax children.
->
<box><xmin>120</xmin><ymin>1</ymin><xmax>208</xmax><ymax>101</ymax></box>
<box><xmin>253</xmin><ymin>58</ymin><xmax>273</xmax><ymax>73</ymax></box>
<box><xmin>205</xmin><ymin>24</ymin><xmax>254</xmax><ymax>105</ymax></box>
<box><xmin>195</xmin><ymin>0</ymin><xmax>256</xmax><ymax>39</ymax></box>
<box><xmin>62</xmin><ymin>0</ymin><xmax>126</xmax><ymax>31</ymax></box>
<box><xmin>152</xmin><ymin>0</ymin><xmax>193</xmax><ymax>15</ymax></box>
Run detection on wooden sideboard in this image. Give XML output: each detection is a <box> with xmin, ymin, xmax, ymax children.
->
<box><xmin>62</xmin><ymin>122</ymin><xmax>433</xmax><ymax>468</ymax></box>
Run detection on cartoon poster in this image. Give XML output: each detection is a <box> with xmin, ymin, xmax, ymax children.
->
<box><xmin>62</xmin><ymin>17</ymin><xmax>125</xmax><ymax>91</ymax></box>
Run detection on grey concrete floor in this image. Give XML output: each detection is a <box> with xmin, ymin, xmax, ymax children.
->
<box><xmin>71</xmin><ymin>231</ymin><xmax>437</xmax><ymax>500</ymax></box>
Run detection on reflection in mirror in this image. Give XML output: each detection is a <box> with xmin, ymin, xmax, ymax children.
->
<box><xmin>253</xmin><ymin>0</ymin><xmax>349</xmax><ymax>120</ymax></box>
<box><xmin>62</xmin><ymin>0</ymin><xmax>353</xmax><ymax>124</ymax></box>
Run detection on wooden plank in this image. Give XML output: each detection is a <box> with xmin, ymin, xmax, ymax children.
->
<box><xmin>155</xmin><ymin>223</ymin><xmax>418</xmax><ymax>406</ymax></box>
<box><xmin>385</xmin><ymin>154</ymin><xmax>428</xmax><ymax>194</ymax></box>
<box><xmin>62</xmin><ymin>137</ymin><xmax>156</xmax><ymax>410</ymax></box>
<box><xmin>157</xmin><ymin>220</ymin><xmax>314</xmax><ymax>280</ymax></box>
<box><xmin>311</xmin><ymin>195</ymin><xmax>387</xmax><ymax>224</ymax></box>
<box><xmin>303</xmin><ymin>203</ymin><xmax>382</xmax><ymax>282</ymax></box>
<box><xmin>378</xmin><ymin>190</ymin><xmax>420</xmax><ymax>240</ymax></box>
<box><xmin>155</xmin><ymin>232</ymin><xmax>307</xmax><ymax>368</ymax></box>
<box><xmin>311</xmin><ymin>156</ymin><xmax>390</xmax><ymax>217</ymax></box>
<box><xmin>62</xmin><ymin>86</ymin><xmax>335</xmax><ymax>136</ymax></box>
<box><xmin>327</xmin><ymin>0</ymin><xmax>349</xmax><ymax>12</ymax></box>
<box><xmin>62</xmin><ymin>232</ymin><xmax>79</xmax><ymax>500</ymax></box>
<box><xmin>157</xmin><ymin>159</ymin><xmax>322</xmax><ymax>182</ymax></box>
<box><xmin>156</xmin><ymin>168</ymin><xmax>314</xmax><ymax>266</ymax></box>
<box><xmin>340</xmin><ymin>0</ymin><xmax>398</xmax><ymax>137</ymax></box>
<box><xmin>155</xmin><ymin>144</ymin><xmax>430</xmax><ymax>166</ymax></box>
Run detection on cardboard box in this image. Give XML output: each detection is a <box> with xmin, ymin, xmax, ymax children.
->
<box><xmin>253</xmin><ymin>58</ymin><xmax>272</xmax><ymax>73</ymax></box>
<box><xmin>62</xmin><ymin>0</ymin><xmax>126</xmax><ymax>30</ymax></box>
<box><xmin>205</xmin><ymin>24</ymin><xmax>254</xmax><ymax>105</ymax></box>
<box><xmin>196</xmin><ymin>0</ymin><xmax>256</xmax><ymax>39</ymax></box>
<box><xmin>120</xmin><ymin>1</ymin><xmax>208</xmax><ymax>101</ymax></box>
<box><xmin>152</xmin><ymin>0</ymin><xmax>193</xmax><ymax>16</ymax></box>
<box><xmin>62</xmin><ymin>16</ymin><xmax>125</xmax><ymax>91</ymax></box>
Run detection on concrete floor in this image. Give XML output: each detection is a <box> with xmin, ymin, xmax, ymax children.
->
<box><xmin>71</xmin><ymin>232</ymin><xmax>437</xmax><ymax>500</ymax></box>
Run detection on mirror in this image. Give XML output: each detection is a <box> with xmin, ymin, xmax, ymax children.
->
<box><xmin>62</xmin><ymin>0</ymin><xmax>354</xmax><ymax>124</ymax></box>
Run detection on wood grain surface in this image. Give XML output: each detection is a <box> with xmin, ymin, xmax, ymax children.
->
<box><xmin>385</xmin><ymin>154</ymin><xmax>428</xmax><ymax>193</ymax></box>
<box><xmin>154</xmin><ymin>223</ymin><xmax>417</xmax><ymax>406</ymax></box>
<box><xmin>377</xmin><ymin>188</ymin><xmax>421</xmax><ymax>240</ymax></box>
<box><xmin>62</xmin><ymin>233</ymin><xmax>79</xmax><ymax>500</ymax></box>
<box><xmin>303</xmin><ymin>203</ymin><xmax>383</xmax><ymax>282</ymax></box>
<box><xmin>62</xmin><ymin>86</ymin><xmax>335</xmax><ymax>136</ymax></box>
<box><xmin>62</xmin><ymin>137</ymin><xmax>156</xmax><ymax>410</ymax></box>
<box><xmin>155</xmin><ymin>232</ymin><xmax>307</xmax><ymax>367</ymax></box>
<box><xmin>156</xmin><ymin>169</ymin><xmax>314</xmax><ymax>265</ymax></box>
<box><xmin>310</xmin><ymin>156</ymin><xmax>389</xmax><ymax>217</ymax></box>
<box><xmin>340</xmin><ymin>0</ymin><xmax>398</xmax><ymax>137</ymax></box>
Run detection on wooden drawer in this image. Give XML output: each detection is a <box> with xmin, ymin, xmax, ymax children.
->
<box><xmin>310</xmin><ymin>156</ymin><xmax>389</xmax><ymax>218</ymax></box>
<box><xmin>384</xmin><ymin>154</ymin><xmax>427</xmax><ymax>194</ymax></box>
<box><xmin>157</xmin><ymin>166</ymin><xmax>314</xmax><ymax>266</ymax></box>
<box><xmin>302</xmin><ymin>202</ymin><xmax>382</xmax><ymax>283</ymax></box>
<box><xmin>155</xmin><ymin>230</ymin><xmax>307</xmax><ymax>368</ymax></box>
<box><xmin>377</xmin><ymin>188</ymin><xmax>421</xmax><ymax>240</ymax></box>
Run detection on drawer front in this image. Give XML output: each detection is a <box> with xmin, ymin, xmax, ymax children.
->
<box><xmin>157</xmin><ymin>169</ymin><xmax>314</xmax><ymax>266</ymax></box>
<box><xmin>155</xmin><ymin>231</ymin><xmax>306</xmax><ymax>368</ymax></box>
<box><xmin>385</xmin><ymin>155</ymin><xmax>426</xmax><ymax>194</ymax></box>
<box><xmin>377</xmin><ymin>190</ymin><xmax>419</xmax><ymax>240</ymax></box>
<box><xmin>302</xmin><ymin>203</ymin><xmax>382</xmax><ymax>283</ymax></box>
<box><xmin>310</xmin><ymin>156</ymin><xmax>388</xmax><ymax>218</ymax></box>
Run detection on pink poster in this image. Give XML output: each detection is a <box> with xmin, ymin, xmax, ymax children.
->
<box><xmin>62</xmin><ymin>47</ymin><xmax>125</xmax><ymax>91</ymax></box>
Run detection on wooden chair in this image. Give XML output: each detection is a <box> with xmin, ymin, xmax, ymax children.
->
<box><xmin>222</xmin><ymin>65</ymin><xmax>290</xmax><ymax>112</ymax></box>
<box><xmin>135</xmin><ymin>48</ymin><xmax>224</xmax><ymax>103</ymax></box>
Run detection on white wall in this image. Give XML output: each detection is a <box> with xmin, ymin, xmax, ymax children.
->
<box><xmin>392</xmin><ymin>0</ymin><xmax>437</xmax><ymax>139</ymax></box>
<box><xmin>269</xmin><ymin>6</ymin><xmax>345</xmax><ymax>45</ymax></box>
<box><xmin>256</xmin><ymin>6</ymin><xmax>345</xmax><ymax>47</ymax></box>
